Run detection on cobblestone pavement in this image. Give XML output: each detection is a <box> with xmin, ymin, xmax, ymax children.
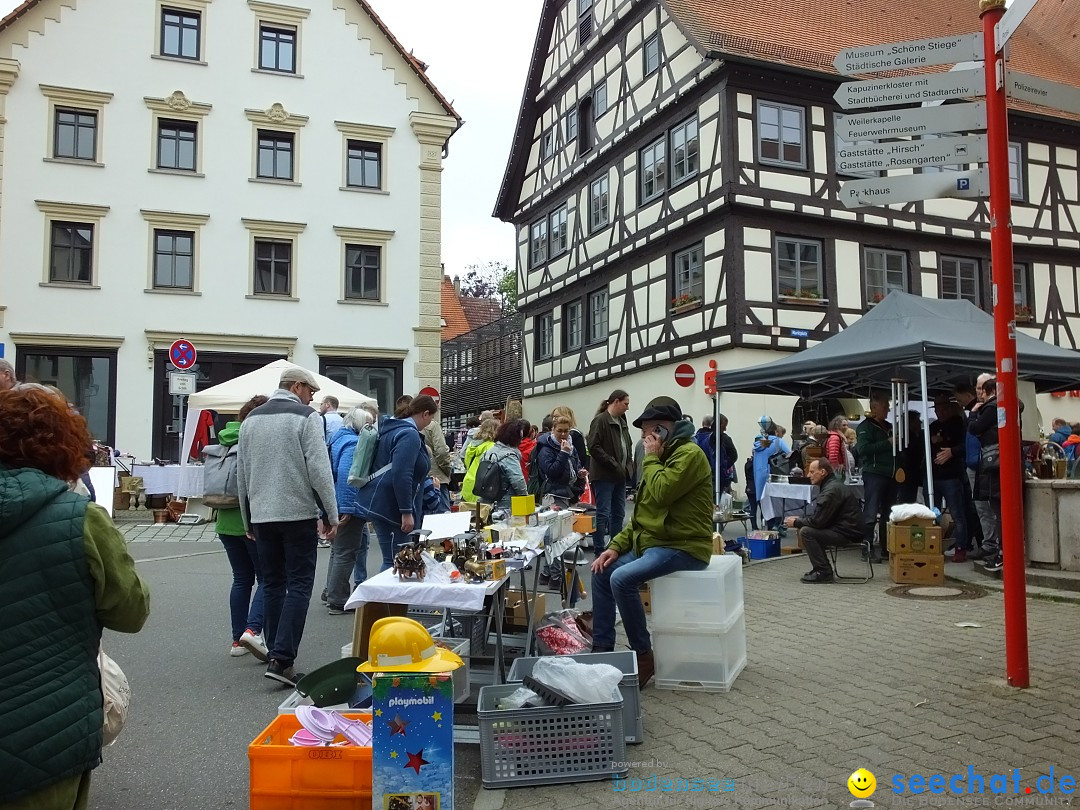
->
<box><xmin>117</xmin><ymin>517</ymin><xmax>1080</xmax><ymax>810</ymax></box>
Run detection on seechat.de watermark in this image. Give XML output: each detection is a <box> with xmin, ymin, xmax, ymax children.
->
<box><xmin>847</xmin><ymin>767</ymin><xmax>1076</xmax><ymax>809</ymax></box>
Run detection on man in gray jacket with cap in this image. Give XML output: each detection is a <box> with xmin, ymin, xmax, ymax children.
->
<box><xmin>238</xmin><ymin>366</ymin><xmax>339</xmax><ymax>686</ymax></box>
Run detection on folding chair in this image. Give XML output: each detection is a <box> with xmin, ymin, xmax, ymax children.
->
<box><xmin>827</xmin><ymin>539</ymin><xmax>874</xmax><ymax>584</ymax></box>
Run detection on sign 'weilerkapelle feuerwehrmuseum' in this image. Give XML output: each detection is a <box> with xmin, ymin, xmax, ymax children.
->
<box><xmin>834</xmin><ymin>33</ymin><xmax>983</xmax><ymax>75</ymax></box>
<box><xmin>836</xmin><ymin>102</ymin><xmax>987</xmax><ymax>142</ymax></box>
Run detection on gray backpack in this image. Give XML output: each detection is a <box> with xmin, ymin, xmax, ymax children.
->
<box><xmin>202</xmin><ymin>444</ymin><xmax>239</xmax><ymax>508</ymax></box>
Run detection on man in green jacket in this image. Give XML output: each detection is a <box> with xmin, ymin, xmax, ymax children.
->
<box><xmin>855</xmin><ymin>390</ymin><xmax>896</xmax><ymax>563</ymax></box>
<box><xmin>590</xmin><ymin>396</ymin><xmax>712</xmax><ymax>687</ymax></box>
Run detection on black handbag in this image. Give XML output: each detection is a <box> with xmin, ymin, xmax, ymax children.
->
<box><xmin>980</xmin><ymin>443</ymin><xmax>1000</xmax><ymax>471</ymax></box>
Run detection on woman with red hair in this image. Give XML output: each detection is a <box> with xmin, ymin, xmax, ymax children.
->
<box><xmin>0</xmin><ymin>385</ymin><xmax>150</xmax><ymax>810</ymax></box>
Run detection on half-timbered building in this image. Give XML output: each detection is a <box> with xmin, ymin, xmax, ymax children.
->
<box><xmin>495</xmin><ymin>0</ymin><xmax>1080</xmax><ymax>450</ymax></box>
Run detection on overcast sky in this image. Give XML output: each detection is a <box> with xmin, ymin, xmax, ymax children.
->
<box><xmin>0</xmin><ymin>0</ymin><xmax>542</xmax><ymax>280</ymax></box>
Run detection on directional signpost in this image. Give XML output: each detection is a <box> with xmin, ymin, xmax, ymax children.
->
<box><xmin>994</xmin><ymin>0</ymin><xmax>1039</xmax><ymax>51</ymax></box>
<box><xmin>1006</xmin><ymin>71</ymin><xmax>1080</xmax><ymax>116</ymax></box>
<box><xmin>840</xmin><ymin>168</ymin><xmax>988</xmax><ymax>208</ymax></box>
<box><xmin>837</xmin><ymin>134</ymin><xmax>988</xmax><ymax>174</ymax></box>
<box><xmin>836</xmin><ymin>102</ymin><xmax>986</xmax><ymax>141</ymax></box>
<box><xmin>833</xmin><ymin>67</ymin><xmax>984</xmax><ymax>109</ymax></box>
<box><xmin>834</xmin><ymin>32</ymin><xmax>983</xmax><ymax>75</ymax></box>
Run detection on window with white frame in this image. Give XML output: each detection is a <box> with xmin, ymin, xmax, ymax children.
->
<box><xmin>141</xmin><ymin>209</ymin><xmax>208</xmax><ymax>293</ymax></box>
<box><xmin>257</xmin><ymin>130</ymin><xmax>294</xmax><ymax>180</ymax></box>
<box><xmin>249</xmin><ymin>1</ymin><xmax>309</xmax><ymax>75</ymax></box>
<box><xmin>775</xmin><ymin>236</ymin><xmax>822</xmax><ymax>298</ymax></box>
<box><xmin>587</xmin><ymin>288</ymin><xmax>608</xmax><ymax>344</ymax></box>
<box><xmin>758</xmin><ymin>101</ymin><xmax>805</xmax><ymax>168</ymax></box>
<box><xmin>243</xmin><ymin>217</ymin><xmax>306</xmax><ymax>298</ymax></box>
<box><xmin>537</xmin><ymin>311</ymin><xmax>554</xmax><ymax>360</ymax></box>
<box><xmin>594</xmin><ymin>84</ymin><xmax>608</xmax><ymax>117</ymax></box>
<box><xmin>834</xmin><ymin>113</ymin><xmax>877</xmax><ymax>178</ymax></box>
<box><xmin>1014</xmin><ymin>263</ymin><xmax>1031</xmax><ymax>317</ymax></box>
<box><xmin>36</xmin><ymin>200</ymin><xmax>110</xmax><ymax>287</ymax></box>
<box><xmin>670</xmin><ymin>116</ymin><xmax>699</xmax><ymax>185</ymax></box>
<box><xmin>644</xmin><ymin>34</ymin><xmax>659</xmax><ymax>76</ymax></box>
<box><xmin>589</xmin><ymin>176</ymin><xmax>609</xmax><ymax>232</ymax></box>
<box><xmin>247</xmin><ymin>104</ymin><xmax>308</xmax><ymax>183</ymax></box>
<box><xmin>565</xmin><ymin>109</ymin><xmax>577</xmax><ymax>144</ymax></box>
<box><xmin>542</xmin><ymin>128</ymin><xmax>555</xmax><ymax>159</ymax></box>
<box><xmin>1008</xmin><ymin>142</ymin><xmax>1023</xmax><ymax>200</ymax></box>
<box><xmin>864</xmin><ymin>247</ymin><xmax>907</xmax><ymax>304</ymax></box>
<box><xmin>530</xmin><ymin>219</ymin><xmax>548</xmax><ymax>267</ymax></box>
<box><xmin>940</xmin><ymin>256</ymin><xmax>979</xmax><ymax>304</ymax></box>
<box><xmin>41</xmin><ymin>85</ymin><xmax>113</xmax><ymax>165</ymax></box>
<box><xmin>673</xmin><ymin>244</ymin><xmax>704</xmax><ymax>302</ymax></box>
<box><xmin>640</xmin><ymin>137</ymin><xmax>666</xmax><ymax>202</ymax></box>
<box><xmin>549</xmin><ymin>206</ymin><xmax>568</xmax><ymax>256</ymax></box>
<box><xmin>157</xmin><ymin>119</ymin><xmax>197</xmax><ymax>171</ymax></box>
<box><xmin>564</xmin><ymin>300</ymin><xmax>583</xmax><ymax>351</ymax></box>
<box><xmin>160</xmin><ymin>6</ymin><xmax>201</xmax><ymax>60</ymax></box>
<box><xmin>346</xmin><ymin>141</ymin><xmax>381</xmax><ymax>189</ymax></box>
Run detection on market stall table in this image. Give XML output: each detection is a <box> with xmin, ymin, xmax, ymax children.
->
<box><xmin>130</xmin><ymin>464</ymin><xmax>204</xmax><ymax>497</ymax></box>
<box><xmin>760</xmin><ymin>480</ymin><xmax>865</xmax><ymax>522</ymax></box>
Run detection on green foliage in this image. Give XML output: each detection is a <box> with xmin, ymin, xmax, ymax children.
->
<box><xmin>458</xmin><ymin>261</ymin><xmax>517</xmax><ymax>315</ymax></box>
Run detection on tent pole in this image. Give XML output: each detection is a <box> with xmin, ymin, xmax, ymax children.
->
<box><xmin>919</xmin><ymin>361</ymin><xmax>935</xmax><ymax>505</ymax></box>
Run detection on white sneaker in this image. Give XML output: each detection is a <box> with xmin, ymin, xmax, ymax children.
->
<box><xmin>239</xmin><ymin>629</ymin><xmax>269</xmax><ymax>662</ymax></box>
<box><xmin>944</xmin><ymin>547</ymin><xmax>956</xmax><ymax>558</ymax></box>
<box><xmin>230</xmin><ymin>641</ymin><xmax>249</xmax><ymax>657</ymax></box>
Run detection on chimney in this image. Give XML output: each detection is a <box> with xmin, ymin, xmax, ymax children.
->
<box><xmin>452</xmin><ymin>275</ymin><xmax>461</xmax><ymax>295</ymax></box>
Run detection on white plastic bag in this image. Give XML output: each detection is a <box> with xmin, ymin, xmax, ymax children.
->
<box><xmin>99</xmin><ymin>649</ymin><xmax>130</xmax><ymax>746</ymax></box>
<box><xmin>718</xmin><ymin>492</ymin><xmax>733</xmax><ymax>518</ymax></box>
<box><xmin>889</xmin><ymin>503</ymin><xmax>936</xmax><ymax>522</ymax></box>
<box><xmin>531</xmin><ymin>656</ymin><xmax>622</xmax><ymax>705</ymax></box>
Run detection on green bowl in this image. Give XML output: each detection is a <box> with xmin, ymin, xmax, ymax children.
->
<box><xmin>295</xmin><ymin>657</ymin><xmax>364</xmax><ymax>707</ymax></box>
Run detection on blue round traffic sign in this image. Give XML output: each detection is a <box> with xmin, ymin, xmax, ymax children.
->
<box><xmin>169</xmin><ymin>339</ymin><xmax>197</xmax><ymax>370</ymax></box>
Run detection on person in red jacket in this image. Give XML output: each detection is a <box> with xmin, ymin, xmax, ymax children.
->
<box><xmin>518</xmin><ymin>421</ymin><xmax>537</xmax><ymax>481</ymax></box>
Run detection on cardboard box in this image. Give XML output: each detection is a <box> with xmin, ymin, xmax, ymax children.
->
<box><xmin>887</xmin><ymin>524</ymin><xmax>943</xmax><ymax>555</ymax></box>
<box><xmin>712</xmin><ymin>533</ymin><xmax>725</xmax><ymax>555</ymax></box>
<box><xmin>372</xmin><ymin>673</ymin><xmax>454</xmax><ymax>810</ymax></box>
<box><xmin>504</xmin><ymin>588</ymin><xmax>546</xmax><ymax>630</ymax></box>
<box><xmin>639</xmin><ymin>583</ymin><xmax>651</xmax><ymax>614</ymax></box>
<box><xmin>889</xmin><ymin>553</ymin><xmax>945</xmax><ymax>584</ymax></box>
<box><xmin>573</xmin><ymin>513</ymin><xmax>595</xmax><ymax>534</ymax></box>
<box><xmin>482</xmin><ymin>559</ymin><xmax>506</xmax><ymax>581</ymax></box>
<box><xmin>511</xmin><ymin>495</ymin><xmax>536</xmax><ymax>516</ymax></box>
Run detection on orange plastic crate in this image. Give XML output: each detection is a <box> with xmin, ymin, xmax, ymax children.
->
<box><xmin>249</xmin><ymin>712</ymin><xmax>373</xmax><ymax>810</ymax></box>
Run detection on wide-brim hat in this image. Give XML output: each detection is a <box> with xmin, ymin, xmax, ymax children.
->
<box><xmin>632</xmin><ymin>396</ymin><xmax>683</xmax><ymax>428</ymax></box>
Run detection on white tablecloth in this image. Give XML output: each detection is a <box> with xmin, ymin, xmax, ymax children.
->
<box><xmin>760</xmin><ymin>481</ymin><xmax>865</xmax><ymax>522</ymax></box>
<box><xmin>131</xmin><ymin>465</ymin><xmax>204</xmax><ymax>497</ymax></box>
<box><xmin>344</xmin><ymin>566</ymin><xmax>508</xmax><ymax>612</ymax></box>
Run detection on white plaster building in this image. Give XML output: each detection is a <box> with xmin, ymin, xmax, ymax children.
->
<box><xmin>0</xmin><ymin>0</ymin><xmax>459</xmax><ymax>459</ymax></box>
<box><xmin>495</xmin><ymin>0</ymin><xmax>1080</xmax><ymax>452</ymax></box>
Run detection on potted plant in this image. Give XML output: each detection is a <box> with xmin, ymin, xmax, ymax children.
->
<box><xmin>1015</xmin><ymin>304</ymin><xmax>1034</xmax><ymax>321</ymax></box>
<box><xmin>780</xmin><ymin>288</ymin><xmax>826</xmax><ymax>304</ymax></box>
<box><xmin>670</xmin><ymin>293</ymin><xmax>702</xmax><ymax>314</ymax></box>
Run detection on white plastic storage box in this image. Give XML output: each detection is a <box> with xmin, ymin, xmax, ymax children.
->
<box><xmin>506</xmin><ymin>651</ymin><xmax>643</xmax><ymax>744</ymax></box>
<box><xmin>477</xmin><ymin>683</ymin><xmax>627</xmax><ymax>788</ymax></box>
<box><xmin>650</xmin><ymin>553</ymin><xmax>743</xmax><ymax>633</ymax></box>
<box><xmin>653</xmin><ymin>609</ymin><xmax>747</xmax><ymax>692</ymax></box>
<box><xmin>433</xmin><ymin>636</ymin><xmax>471</xmax><ymax>703</ymax></box>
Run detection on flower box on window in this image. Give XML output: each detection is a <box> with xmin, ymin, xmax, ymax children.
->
<box><xmin>779</xmin><ymin>289</ymin><xmax>827</xmax><ymax>305</ymax></box>
<box><xmin>1015</xmin><ymin>304</ymin><xmax>1034</xmax><ymax>322</ymax></box>
<box><xmin>670</xmin><ymin>294</ymin><xmax>702</xmax><ymax>314</ymax></box>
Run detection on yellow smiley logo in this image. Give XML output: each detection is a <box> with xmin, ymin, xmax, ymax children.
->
<box><xmin>848</xmin><ymin>768</ymin><xmax>877</xmax><ymax>798</ymax></box>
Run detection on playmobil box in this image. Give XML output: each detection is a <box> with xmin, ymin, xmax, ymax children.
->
<box><xmin>372</xmin><ymin>673</ymin><xmax>455</xmax><ymax>810</ymax></box>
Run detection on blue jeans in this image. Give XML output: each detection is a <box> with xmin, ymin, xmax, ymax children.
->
<box><xmin>371</xmin><ymin>519</ymin><xmax>408</xmax><ymax>572</ymax></box>
<box><xmin>253</xmin><ymin>519</ymin><xmax>318</xmax><ymax>667</ymax></box>
<box><xmin>219</xmin><ymin>534</ymin><xmax>265</xmax><ymax>641</ymax></box>
<box><xmin>591</xmin><ymin>547</ymin><xmax>709</xmax><ymax>652</ymax></box>
<box><xmin>591</xmin><ymin>480</ymin><xmax>627</xmax><ymax>555</ymax></box>
<box><xmin>934</xmin><ymin>477</ymin><xmax>970</xmax><ymax>551</ymax></box>
<box><xmin>324</xmin><ymin>517</ymin><xmax>369</xmax><ymax>607</ymax></box>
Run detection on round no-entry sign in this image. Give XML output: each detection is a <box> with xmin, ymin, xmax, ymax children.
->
<box><xmin>674</xmin><ymin>363</ymin><xmax>696</xmax><ymax>388</ymax></box>
<box><xmin>169</xmin><ymin>339</ymin><xmax>197</xmax><ymax>370</ymax></box>
<box><xmin>418</xmin><ymin>386</ymin><xmax>440</xmax><ymax>403</ymax></box>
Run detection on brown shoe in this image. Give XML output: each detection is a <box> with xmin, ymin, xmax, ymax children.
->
<box><xmin>636</xmin><ymin>649</ymin><xmax>655</xmax><ymax>689</ymax></box>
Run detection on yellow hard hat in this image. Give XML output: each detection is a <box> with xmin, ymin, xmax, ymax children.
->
<box><xmin>356</xmin><ymin>617</ymin><xmax>464</xmax><ymax>673</ymax></box>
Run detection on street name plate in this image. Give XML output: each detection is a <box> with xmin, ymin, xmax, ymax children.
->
<box><xmin>837</xmin><ymin>134</ymin><xmax>988</xmax><ymax>173</ymax></box>
<box><xmin>995</xmin><ymin>0</ymin><xmax>1039</xmax><ymax>52</ymax></box>
<box><xmin>840</xmin><ymin>168</ymin><xmax>988</xmax><ymax>208</ymax></box>
<box><xmin>836</xmin><ymin>102</ymin><xmax>987</xmax><ymax>141</ymax></box>
<box><xmin>834</xmin><ymin>67</ymin><xmax>985</xmax><ymax>109</ymax></box>
<box><xmin>1007</xmin><ymin>70</ymin><xmax>1080</xmax><ymax>117</ymax></box>
<box><xmin>834</xmin><ymin>33</ymin><xmax>982</xmax><ymax>76</ymax></box>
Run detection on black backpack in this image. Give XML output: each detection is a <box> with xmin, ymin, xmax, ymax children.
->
<box><xmin>526</xmin><ymin>446</ymin><xmax>544</xmax><ymax>496</ymax></box>
<box><xmin>474</xmin><ymin>454</ymin><xmax>506</xmax><ymax>502</ymax></box>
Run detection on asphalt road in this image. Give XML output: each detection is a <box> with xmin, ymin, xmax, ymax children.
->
<box><xmin>89</xmin><ymin>541</ymin><xmax>484</xmax><ymax>810</ymax></box>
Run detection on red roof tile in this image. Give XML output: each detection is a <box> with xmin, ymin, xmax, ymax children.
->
<box><xmin>441</xmin><ymin>276</ymin><xmax>471</xmax><ymax>341</ymax></box>
<box><xmin>460</xmin><ymin>297</ymin><xmax>504</xmax><ymax>330</ymax></box>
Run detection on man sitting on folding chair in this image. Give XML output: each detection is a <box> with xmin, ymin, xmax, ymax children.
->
<box><xmin>784</xmin><ymin>458</ymin><xmax>864</xmax><ymax>583</ymax></box>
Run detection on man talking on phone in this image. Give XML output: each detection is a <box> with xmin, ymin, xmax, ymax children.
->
<box><xmin>590</xmin><ymin>396</ymin><xmax>713</xmax><ymax>687</ymax></box>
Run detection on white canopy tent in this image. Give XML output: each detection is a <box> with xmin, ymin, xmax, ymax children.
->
<box><xmin>179</xmin><ymin>359</ymin><xmax>376</xmax><ymax>464</ymax></box>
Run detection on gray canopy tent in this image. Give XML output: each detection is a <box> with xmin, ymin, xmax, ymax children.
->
<box><xmin>712</xmin><ymin>292</ymin><xmax>1080</xmax><ymax>502</ymax></box>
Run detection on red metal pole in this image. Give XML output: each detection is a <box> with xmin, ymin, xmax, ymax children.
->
<box><xmin>981</xmin><ymin>0</ymin><xmax>1029</xmax><ymax>688</ymax></box>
